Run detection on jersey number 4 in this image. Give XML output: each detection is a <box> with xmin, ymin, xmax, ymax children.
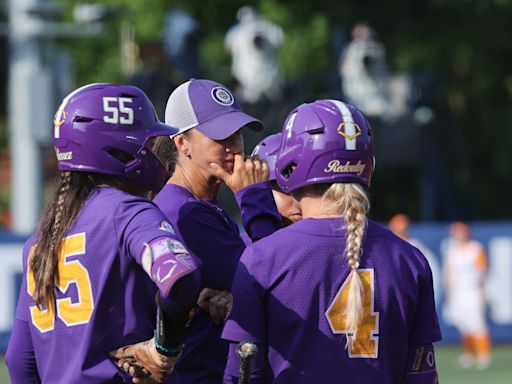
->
<box><xmin>325</xmin><ymin>268</ymin><xmax>380</xmax><ymax>358</ymax></box>
<box><xmin>28</xmin><ymin>233</ymin><xmax>94</xmax><ymax>333</ymax></box>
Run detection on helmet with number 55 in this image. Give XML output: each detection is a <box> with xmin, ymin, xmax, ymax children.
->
<box><xmin>53</xmin><ymin>83</ymin><xmax>178</xmax><ymax>191</ymax></box>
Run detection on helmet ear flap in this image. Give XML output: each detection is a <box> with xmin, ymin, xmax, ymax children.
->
<box><xmin>124</xmin><ymin>146</ymin><xmax>169</xmax><ymax>192</ymax></box>
<box><xmin>251</xmin><ymin>133</ymin><xmax>282</xmax><ymax>181</ymax></box>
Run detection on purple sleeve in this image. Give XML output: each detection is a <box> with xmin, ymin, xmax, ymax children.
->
<box><xmin>234</xmin><ymin>181</ymin><xmax>281</xmax><ymax>241</ymax></box>
<box><xmin>15</xmin><ymin>241</ymin><xmax>32</xmax><ymax>321</ymax></box>
<box><xmin>114</xmin><ymin>200</ymin><xmax>201</xmax><ymax>308</ymax></box>
<box><xmin>222</xmin><ymin>247</ymin><xmax>267</xmax><ymax>343</ymax></box>
<box><xmin>5</xmin><ymin>319</ymin><xmax>40</xmax><ymax>383</ymax></box>
<box><xmin>409</xmin><ymin>249</ymin><xmax>442</xmax><ymax>344</ymax></box>
<box><xmin>114</xmin><ymin>199</ymin><xmax>174</xmax><ymax>264</ymax></box>
<box><xmin>223</xmin><ymin>342</ymin><xmax>265</xmax><ymax>384</ymax></box>
<box><xmin>177</xmin><ymin>205</ymin><xmax>247</xmax><ymax>290</ymax></box>
<box><xmin>240</xmin><ymin>232</ymin><xmax>252</xmax><ymax>246</ymax></box>
<box><xmin>402</xmin><ymin>344</ymin><xmax>438</xmax><ymax>383</ymax></box>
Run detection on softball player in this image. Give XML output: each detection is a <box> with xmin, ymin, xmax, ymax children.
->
<box><xmin>251</xmin><ymin>133</ymin><xmax>302</xmax><ymax>227</ymax></box>
<box><xmin>444</xmin><ymin>222</ymin><xmax>491</xmax><ymax>369</ymax></box>
<box><xmin>126</xmin><ymin>79</ymin><xmax>281</xmax><ymax>383</ymax></box>
<box><xmin>222</xmin><ymin>100</ymin><xmax>441</xmax><ymax>383</ymax></box>
<box><xmin>6</xmin><ymin>84</ymin><xmax>200</xmax><ymax>383</ymax></box>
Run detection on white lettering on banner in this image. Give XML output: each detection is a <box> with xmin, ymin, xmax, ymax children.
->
<box><xmin>0</xmin><ymin>244</ymin><xmax>24</xmax><ymax>332</ymax></box>
<box><xmin>324</xmin><ymin>160</ymin><xmax>366</xmax><ymax>175</ymax></box>
<box><xmin>487</xmin><ymin>237</ymin><xmax>512</xmax><ymax>323</ymax></box>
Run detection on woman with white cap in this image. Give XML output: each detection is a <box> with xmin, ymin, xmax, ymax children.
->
<box><xmin>120</xmin><ymin>79</ymin><xmax>281</xmax><ymax>383</ymax></box>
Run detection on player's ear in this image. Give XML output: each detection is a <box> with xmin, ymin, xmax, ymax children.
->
<box><xmin>174</xmin><ymin>134</ymin><xmax>191</xmax><ymax>158</ymax></box>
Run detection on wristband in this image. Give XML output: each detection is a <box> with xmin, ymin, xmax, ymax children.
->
<box><xmin>153</xmin><ymin>330</ymin><xmax>183</xmax><ymax>357</ymax></box>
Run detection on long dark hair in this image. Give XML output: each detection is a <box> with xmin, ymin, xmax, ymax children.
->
<box><xmin>147</xmin><ymin>133</ymin><xmax>190</xmax><ymax>199</ymax></box>
<box><xmin>30</xmin><ymin>171</ymin><xmax>127</xmax><ymax>308</ymax></box>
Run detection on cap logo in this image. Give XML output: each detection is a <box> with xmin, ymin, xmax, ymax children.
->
<box><xmin>211</xmin><ymin>87</ymin><xmax>234</xmax><ymax>106</ymax></box>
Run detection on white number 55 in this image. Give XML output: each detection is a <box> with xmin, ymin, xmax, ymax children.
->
<box><xmin>103</xmin><ymin>97</ymin><xmax>134</xmax><ymax>125</ymax></box>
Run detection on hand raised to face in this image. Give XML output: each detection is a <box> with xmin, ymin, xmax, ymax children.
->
<box><xmin>209</xmin><ymin>154</ymin><xmax>270</xmax><ymax>193</ymax></box>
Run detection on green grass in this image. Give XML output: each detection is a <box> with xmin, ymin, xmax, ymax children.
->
<box><xmin>1</xmin><ymin>346</ymin><xmax>512</xmax><ymax>383</ymax></box>
<box><xmin>1</xmin><ymin>355</ymin><xmax>8</xmax><ymax>384</ymax></box>
<box><xmin>436</xmin><ymin>344</ymin><xmax>512</xmax><ymax>384</ymax></box>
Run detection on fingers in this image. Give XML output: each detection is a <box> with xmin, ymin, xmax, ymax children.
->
<box><xmin>128</xmin><ymin>364</ymin><xmax>151</xmax><ymax>378</ymax></box>
<box><xmin>233</xmin><ymin>153</ymin><xmax>245</xmax><ymax>174</ymax></box>
<box><xmin>261</xmin><ymin>160</ymin><xmax>270</xmax><ymax>180</ymax></box>
<box><xmin>221</xmin><ymin>155</ymin><xmax>270</xmax><ymax>193</ymax></box>
<box><xmin>208</xmin><ymin>290</ymin><xmax>233</xmax><ymax>325</ymax></box>
<box><xmin>110</xmin><ymin>346</ymin><xmax>134</xmax><ymax>360</ymax></box>
<box><xmin>197</xmin><ymin>288</ymin><xmax>220</xmax><ymax>312</ymax></box>
<box><xmin>209</xmin><ymin>162</ymin><xmax>231</xmax><ymax>181</ymax></box>
<box><xmin>114</xmin><ymin>339</ymin><xmax>175</xmax><ymax>384</ymax></box>
<box><xmin>209</xmin><ymin>295</ymin><xmax>223</xmax><ymax>325</ymax></box>
<box><xmin>252</xmin><ymin>157</ymin><xmax>262</xmax><ymax>174</ymax></box>
<box><xmin>244</xmin><ymin>156</ymin><xmax>268</xmax><ymax>183</ymax></box>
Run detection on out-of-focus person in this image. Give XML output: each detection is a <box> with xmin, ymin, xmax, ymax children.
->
<box><xmin>163</xmin><ymin>9</ymin><xmax>204</xmax><ymax>79</ymax></box>
<box><xmin>388</xmin><ymin>213</ymin><xmax>441</xmax><ymax>305</ymax></box>
<box><xmin>338</xmin><ymin>22</ymin><xmax>389</xmax><ymax>118</ymax></box>
<box><xmin>127</xmin><ymin>40</ymin><xmax>178</xmax><ymax>120</ymax></box>
<box><xmin>444</xmin><ymin>222</ymin><xmax>492</xmax><ymax>369</ymax></box>
<box><xmin>225</xmin><ymin>6</ymin><xmax>284</xmax><ymax>104</ymax></box>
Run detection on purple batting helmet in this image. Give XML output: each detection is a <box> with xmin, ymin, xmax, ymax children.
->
<box><xmin>275</xmin><ymin>99</ymin><xmax>374</xmax><ymax>193</ymax></box>
<box><xmin>251</xmin><ymin>133</ymin><xmax>282</xmax><ymax>181</ymax></box>
<box><xmin>53</xmin><ymin>83</ymin><xmax>178</xmax><ymax>191</ymax></box>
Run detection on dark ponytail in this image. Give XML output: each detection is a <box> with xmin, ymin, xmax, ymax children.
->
<box><xmin>147</xmin><ymin>133</ymin><xmax>190</xmax><ymax>200</ymax></box>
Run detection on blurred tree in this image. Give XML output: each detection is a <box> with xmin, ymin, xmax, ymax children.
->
<box><xmin>48</xmin><ymin>0</ymin><xmax>512</xmax><ymax>221</ymax></box>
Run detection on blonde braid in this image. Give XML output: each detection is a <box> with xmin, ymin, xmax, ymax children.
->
<box><xmin>324</xmin><ymin>183</ymin><xmax>369</xmax><ymax>332</ymax></box>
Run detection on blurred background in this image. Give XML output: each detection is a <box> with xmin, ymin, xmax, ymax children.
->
<box><xmin>0</xmin><ymin>0</ymin><xmax>511</xmax><ymax>382</ymax></box>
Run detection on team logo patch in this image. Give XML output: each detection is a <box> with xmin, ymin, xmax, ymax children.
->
<box><xmin>337</xmin><ymin>122</ymin><xmax>361</xmax><ymax>141</ymax></box>
<box><xmin>53</xmin><ymin>110</ymin><xmax>67</xmax><ymax>128</ymax></box>
<box><xmin>168</xmin><ymin>239</ymin><xmax>189</xmax><ymax>254</ymax></box>
<box><xmin>211</xmin><ymin>87</ymin><xmax>234</xmax><ymax>106</ymax></box>
<box><xmin>159</xmin><ymin>221</ymin><xmax>176</xmax><ymax>234</ymax></box>
<box><xmin>176</xmin><ymin>254</ymin><xmax>196</xmax><ymax>268</ymax></box>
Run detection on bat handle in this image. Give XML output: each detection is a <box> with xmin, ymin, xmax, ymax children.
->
<box><xmin>236</xmin><ymin>341</ymin><xmax>258</xmax><ymax>384</ymax></box>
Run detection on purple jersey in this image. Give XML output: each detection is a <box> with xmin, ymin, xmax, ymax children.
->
<box><xmin>153</xmin><ymin>181</ymin><xmax>280</xmax><ymax>383</ymax></box>
<box><xmin>8</xmin><ymin>187</ymin><xmax>192</xmax><ymax>383</ymax></box>
<box><xmin>222</xmin><ymin>218</ymin><xmax>441</xmax><ymax>384</ymax></box>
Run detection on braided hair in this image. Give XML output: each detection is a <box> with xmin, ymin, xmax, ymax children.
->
<box><xmin>30</xmin><ymin>172</ymin><xmax>127</xmax><ymax>308</ymax></box>
<box><xmin>323</xmin><ymin>183</ymin><xmax>370</xmax><ymax>332</ymax></box>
